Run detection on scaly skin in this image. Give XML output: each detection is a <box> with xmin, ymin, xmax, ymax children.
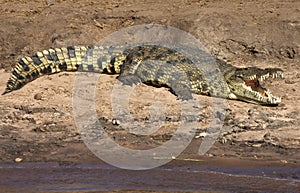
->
<box><xmin>3</xmin><ymin>45</ymin><xmax>283</xmax><ymax>105</ymax></box>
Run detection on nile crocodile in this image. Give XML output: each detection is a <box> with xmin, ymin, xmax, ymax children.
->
<box><xmin>3</xmin><ymin>45</ymin><xmax>283</xmax><ymax>105</ymax></box>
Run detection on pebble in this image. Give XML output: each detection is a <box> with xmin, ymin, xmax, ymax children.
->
<box><xmin>57</xmin><ymin>86</ymin><xmax>66</xmax><ymax>93</ymax></box>
<box><xmin>248</xmin><ymin>109</ymin><xmax>254</xmax><ymax>116</ymax></box>
<box><xmin>45</xmin><ymin>0</ymin><xmax>55</xmax><ymax>6</ymax></box>
<box><xmin>14</xmin><ymin>157</ymin><xmax>23</xmax><ymax>162</ymax></box>
<box><xmin>207</xmin><ymin>153</ymin><xmax>214</xmax><ymax>157</ymax></box>
<box><xmin>22</xmin><ymin>114</ymin><xmax>33</xmax><ymax>120</ymax></box>
<box><xmin>35</xmin><ymin>120</ymin><xmax>42</xmax><ymax>125</ymax></box>
<box><xmin>34</xmin><ymin>93</ymin><xmax>43</xmax><ymax>100</ymax></box>
<box><xmin>220</xmin><ymin>137</ymin><xmax>227</xmax><ymax>144</ymax></box>
<box><xmin>112</xmin><ymin>119</ymin><xmax>120</xmax><ymax>125</ymax></box>
<box><xmin>53</xmin><ymin>112</ymin><xmax>61</xmax><ymax>117</ymax></box>
<box><xmin>280</xmin><ymin>160</ymin><xmax>288</xmax><ymax>164</ymax></box>
<box><xmin>252</xmin><ymin>144</ymin><xmax>262</xmax><ymax>147</ymax></box>
<box><xmin>195</xmin><ymin>132</ymin><xmax>207</xmax><ymax>138</ymax></box>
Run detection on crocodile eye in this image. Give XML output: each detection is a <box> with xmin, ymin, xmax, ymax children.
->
<box><xmin>235</xmin><ymin>75</ymin><xmax>244</xmax><ymax>80</ymax></box>
<box><xmin>234</xmin><ymin>75</ymin><xmax>244</xmax><ymax>83</ymax></box>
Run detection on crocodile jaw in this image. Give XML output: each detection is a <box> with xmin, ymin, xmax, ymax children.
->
<box><xmin>228</xmin><ymin>68</ymin><xmax>284</xmax><ymax>105</ymax></box>
<box><xmin>229</xmin><ymin>82</ymin><xmax>282</xmax><ymax>105</ymax></box>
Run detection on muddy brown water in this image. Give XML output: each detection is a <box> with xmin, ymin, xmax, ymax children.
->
<box><xmin>0</xmin><ymin>162</ymin><xmax>299</xmax><ymax>193</ymax></box>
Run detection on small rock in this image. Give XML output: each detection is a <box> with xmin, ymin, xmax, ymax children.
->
<box><xmin>34</xmin><ymin>93</ymin><xmax>43</xmax><ymax>100</ymax></box>
<box><xmin>252</xmin><ymin>144</ymin><xmax>262</xmax><ymax>148</ymax></box>
<box><xmin>53</xmin><ymin>112</ymin><xmax>61</xmax><ymax>117</ymax></box>
<box><xmin>35</xmin><ymin>120</ymin><xmax>42</xmax><ymax>125</ymax></box>
<box><xmin>195</xmin><ymin>132</ymin><xmax>207</xmax><ymax>138</ymax></box>
<box><xmin>248</xmin><ymin>109</ymin><xmax>254</xmax><ymax>117</ymax></box>
<box><xmin>34</xmin><ymin>127</ymin><xmax>46</xmax><ymax>132</ymax></box>
<box><xmin>220</xmin><ymin>137</ymin><xmax>227</xmax><ymax>144</ymax></box>
<box><xmin>207</xmin><ymin>153</ymin><xmax>214</xmax><ymax>157</ymax></box>
<box><xmin>57</xmin><ymin>86</ymin><xmax>66</xmax><ymax>93</ymax></box>
<box><xmin>45</xmin><ymin>0</ymin><xmax>55</xmax><ymax>6</ymax></box>
<box><xmin>280</xmin><ymin>160</ymin><xmax>288</xmax><ymax>164</ymax></box>
<box><xmin>14</xmin><ymin>157</ymin><xmax>23</xmax><ymax>162</ymax></box>
<box><xmin>112</xmin><ymin>119</ymin><xmax>120</xmax><ymax>125</ymax></box>
<box><xmin>22</xmin><ymin>114</ymin><xmax>33</xmax><ymax>120</ymax></box>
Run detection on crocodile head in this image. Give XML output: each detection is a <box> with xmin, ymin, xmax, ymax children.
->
<box><xmin>226</xmin><ymin>67</ymin><xmax>284</xmax><ymax>105</ymax></box>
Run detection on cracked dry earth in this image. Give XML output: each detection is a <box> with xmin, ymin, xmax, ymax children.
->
<box><xmin>0</xmin><ymin>0</ymin><xmax>299</xmax><ymax>192</ymax></box>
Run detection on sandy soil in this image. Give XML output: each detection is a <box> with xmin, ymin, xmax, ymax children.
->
<box><xmin>0</xmin><ymin>0</ymin><xmax>299</xmax><ymax>192</ymax></box>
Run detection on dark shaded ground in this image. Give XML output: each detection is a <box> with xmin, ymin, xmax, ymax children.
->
<box><xmin>0</xmin><ymin>0</ymin><xmax>299</xmax><ymax>192</ymax></box>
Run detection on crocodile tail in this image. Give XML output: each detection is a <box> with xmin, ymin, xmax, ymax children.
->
<box><xmin>2</xmin><ymin>45</ymin><xmax>125</xmax><ymax>95</ymax></box>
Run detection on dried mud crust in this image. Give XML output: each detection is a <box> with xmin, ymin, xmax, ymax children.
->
<box><xmin>0</xmin><ymin>0</ymin><xmax>299</xmax><ymax>166</ymax></box>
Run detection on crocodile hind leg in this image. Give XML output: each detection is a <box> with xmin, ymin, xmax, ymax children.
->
<box><xmin>117</xmin><ymin>56</ymin><xmax>143</xmax><ymax>86</ymax></box>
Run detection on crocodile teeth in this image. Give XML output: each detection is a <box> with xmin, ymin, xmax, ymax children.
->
<box><xmin>266</xmin><ymin>90</ymin><xmax>272</xmax><ymax>99</ymax></box>
<box><xmin>268</xmin><ymin>96</ymin><xmax>281</xmax><ymax>104</ymax></box>
<box><xmin>246</xmin><ymin>86</ymin><xmax>281</xmax><ymax>104</ymax></box>
<box><xmin>260</xmin><ymin>73</ymin><xmax>269</xmax><ymax>81</ymax></box>
<box><xmin>271</xmin><ymin>71</ymin><xmax>284</xmax><ymax>79</ymax></box>
<box><xmin>248</xmin><ymin>74</ymin><xmax>256</xmax><ymax>80</ymax></box>
<box><xmin>260</xmin><ymin>71</ymin><xmax>284</xmax><ymax>82</ymax></box>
